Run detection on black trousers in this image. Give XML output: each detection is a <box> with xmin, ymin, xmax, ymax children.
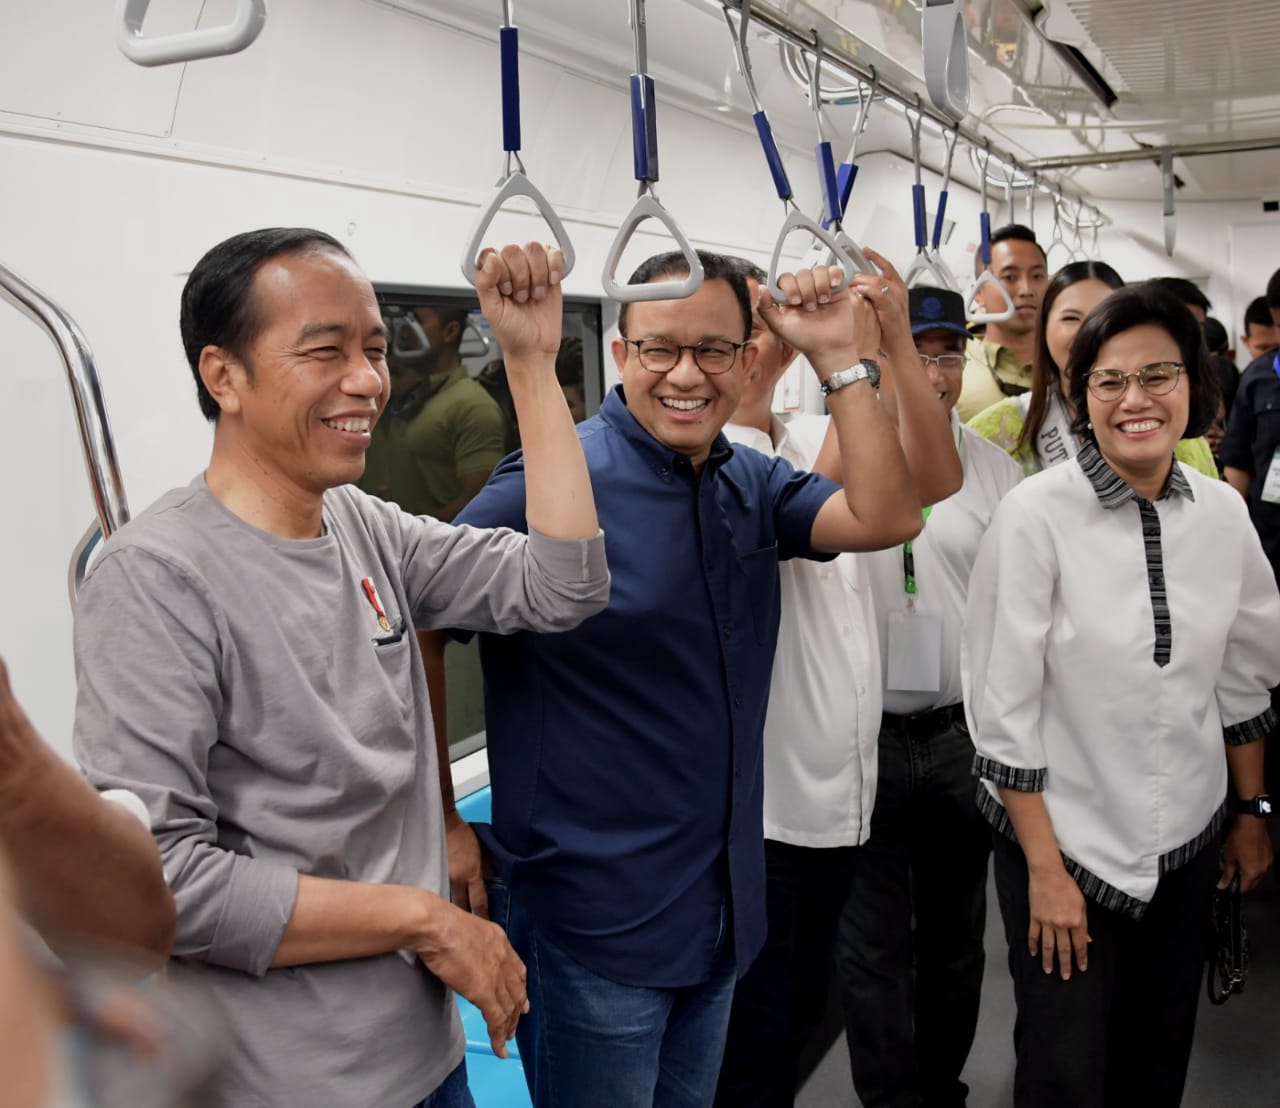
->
<box><xmin>992</xmin><ymin>832</ymin><xmax>1218</xmax><ymax>1108</ymax></box>
<box><xmin>713</xmin><ymin>839</ymin><xmax>859</xmax><ymax>1108</ymax></box>
<box><xmin>836</xmin><ymin>715</ymin><xmax>992</xmax><ymax>1108</ymax></box>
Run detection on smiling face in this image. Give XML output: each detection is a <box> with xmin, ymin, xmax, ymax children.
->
<box><xmin>1046</xmin><ymin>278</ymin><xmax>1117</xmax><ymax>392</ymax></box>
<box><xmin>611</xmin><ymin>277</ymin><xmax>755</xmax><ymax>468</ymax></box>
<box><xmin>1086</xmin><ymin>323</ymin><xmax>1189</xmax><ymax>491</ymax></box>
<box><xmin>211</xmin><ymin>250</ymin><xmax>391</xmax><ymax>498</ymax></box>
<box><xmin>913</xmin><ymin>328</ymin><xmax>967</xmax><ymax>413</ymax></box>
<box><xmin>979</xmin><ymin>238</ymin><xmax>1049</xmax><ymax>339</ymax></box>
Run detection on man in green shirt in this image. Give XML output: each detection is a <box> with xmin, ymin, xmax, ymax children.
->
<box><xmin>956</xmin><ymin>224</ymin><xmax>1048</xmax><ymax>422</ymax></box>
<box><xmin>364</xmin><ymin>304</ymin><xmax>508</xmax><ymax>520</ymax></box>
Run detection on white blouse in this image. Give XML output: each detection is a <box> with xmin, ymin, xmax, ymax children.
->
<box><xmin>964</xmin><ymin>442</ymin><xmax>1280</xmax><ymax>916</ymax></box>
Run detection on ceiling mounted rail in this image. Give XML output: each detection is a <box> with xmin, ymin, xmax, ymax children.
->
<box><xmin>1024</xmin><ymin>136</ymin><xmax>1280</xmax><ymax>171</ymax></box>
<box><xmin>717</xmin><ymin>0</ymin><xmax>1098</xmax><ymax>222</ymax></box>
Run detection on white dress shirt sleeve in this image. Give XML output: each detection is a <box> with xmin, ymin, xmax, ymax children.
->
<box><xmin>964</xmin><ymin>493</ymin><xmax>1056</xmax><ymax>790</ymax></box>
<box><xmin>1216</xmin><ymin>520</ymin><xmax>1280</xmax><ymax>744</ymax></box>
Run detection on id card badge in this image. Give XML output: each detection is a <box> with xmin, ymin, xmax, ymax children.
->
<box><xmin>1261</xmin><ymin>447</ymin><xmax>1280</xmax><ymax>505</ymax></box>
<box><xmin>886</xmin><ymin>610</ymin><xmax>943</xmax><ymax>692</ymax></box>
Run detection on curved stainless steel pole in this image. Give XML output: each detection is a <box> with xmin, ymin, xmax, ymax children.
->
<box><xmin>0</xmin><ymin>260</ymin><xmax>130</xmax><ymax>541</ymax></box>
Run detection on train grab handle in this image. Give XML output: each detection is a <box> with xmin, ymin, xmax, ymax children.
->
<box><xmin>114</xmin><ymin>0</ymin><xmax>266</xmax><ymax>67</ymax></box>
<box><xmin>603</xmin><ymin>0</ymin><xmax>703</xmax><ymax>304</ymax></box>
<box><xmin>461</xmin><ymin>1</ymin><xmax>576</xmax><ymax>285</ymax></box>
<box><xmin>965</xmin><ymin>144</ymin><xmax>1016</xmax><ymax>324</ymax></box>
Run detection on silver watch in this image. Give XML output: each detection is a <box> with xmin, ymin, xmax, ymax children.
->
<box><xmin>820</xmin><ymin>358</ymin><xmax>881</xmax><ymax>395</ymax></box>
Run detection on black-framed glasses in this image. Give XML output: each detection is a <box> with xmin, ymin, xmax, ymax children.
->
<box><xmin>1085</xmin><ymin>361</ymin><xmax>1184</xmax><ymax>400</ymax></box>
<box><xmin>918</xmin><ymin>353</ymin><xmax>965</xmax><ymax>372</ymax></box>
<box><xmin>623</xmin><ymin>338</ymin><xmax>746</xmax><ymax>375</ymax></box>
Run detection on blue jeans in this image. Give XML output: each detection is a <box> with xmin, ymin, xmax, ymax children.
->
<box><xmin>410</xmin><ymin>1059</ymin><xmax>475</xmax><ymax>1108</ymax></box>
<box><xmin>488</xmin><ymin>878</ymin><xmax>736</xmax><ymax>1108</ymax></box>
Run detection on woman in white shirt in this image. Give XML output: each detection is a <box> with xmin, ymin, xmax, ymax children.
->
<box><xmin>965</xmin><ymin>282</ymin><xmax>1280</xmax><ymax>1108</ymax></box>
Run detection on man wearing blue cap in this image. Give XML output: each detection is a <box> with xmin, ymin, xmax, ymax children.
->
<box><xmin>838</xmin><ymin>286</ymin><xmax>1023</xmax><ymax>1108</ymax></box>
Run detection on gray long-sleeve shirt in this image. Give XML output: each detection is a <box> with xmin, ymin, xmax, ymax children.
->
<box><xmin>72</xmin><ymin>476</ymin><xmax>608</xmax><ymax>1108</ymax></box>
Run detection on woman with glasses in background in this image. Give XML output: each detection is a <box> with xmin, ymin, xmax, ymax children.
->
<box><xmin>968</xmin><ymin>261</ymin><xmax>1218</xmax><ymax>478</ymax></box>
<box><xmin>964</xmin><ymin>282</ymin><xmax>1280</xmax><ymax>1108</ymax></box>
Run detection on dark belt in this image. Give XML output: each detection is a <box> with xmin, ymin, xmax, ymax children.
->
<box><xmin>880</xmin><ymin>702</ymin><xmax>966</xmax><ymax>739</ymax></box>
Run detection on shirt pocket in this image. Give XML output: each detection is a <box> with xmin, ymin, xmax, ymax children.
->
<box><xmin>738</xmin><ymin>544</ymin><xmax>780</xmax><ymax>645</ymax></box>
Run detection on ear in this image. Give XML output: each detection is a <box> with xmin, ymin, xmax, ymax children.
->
<box><xmin>199</xmin><ymin>346</ymin><xmax>249</xmax><ymax>417</ymax></box>
<box><xmin>443</xmin><ymin>320</ymin><xmax>463</xmax><ymax>345</ymax></box>
<box><xmin>611</xmin><ymin>336</ymin><xmax>629</xmax><ymax>379</ymax></box>
<box><xmin>739</xmin><ymin>342</ymin><xmax>759</xmax><ymax>377</ymax></box>
<box><xmin>777</xmin><ymin>341</ymin><xmax>799</xmax><ymax>372</ymax></box>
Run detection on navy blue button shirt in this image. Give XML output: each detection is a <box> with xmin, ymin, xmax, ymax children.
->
<box><xmin>454</xmin><ymin>386</ymin><xmax>838</xmax><ymax>987</ymax></box>
<box><xmin>1220</xmin><ymin>352</ymin><xmax>1280</xmax><ymax>582</ymax></box>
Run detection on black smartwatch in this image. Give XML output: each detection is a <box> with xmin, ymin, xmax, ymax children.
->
<box><xmin>1237</xmin><ymin>794</ymin><xmax>1273</xmax><ymax>818</ymax></box>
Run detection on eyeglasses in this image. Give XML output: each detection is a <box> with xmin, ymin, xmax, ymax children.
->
<box><xmin>918</xmin><ymin>353</ymin><xmax>965</xmax><ymax>372</ymax></box>
<box><xmin>623</xmin><ymin>338</ymin><xmax>746</xmax><ymax>375</ymax></box>
<box><xmin>1085</xmin><ymin>361</ymin><xmax>1184</xmax><ymax>400</ymax></box>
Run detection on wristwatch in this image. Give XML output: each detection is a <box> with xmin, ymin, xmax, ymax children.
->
<box><xmin>1237</xmin><ymin>794</ymin><xmax>1273</xmax><ymax>817</ymax></box>
<box><xmin>820</xmin><ymin>358</ymin><xmax>881</xmax><ymax>396</ymax></box>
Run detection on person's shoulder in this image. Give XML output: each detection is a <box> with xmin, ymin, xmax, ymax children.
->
<box><xmin>98</xmin><ymin>479</ymin><xmax>214</xmax><ymax>558</ymax></box>
<box><xmin>1181</xmin><ymin>463</ymin><xmax>1244</xmax><ymax>512</ymax></box>
<box><xmin>961</xmin><ymin>425</ymin><xmax>1024</xmax><ymax>480</ymax></box>
<box><xmin>967</xmin><ymin>395</ymin><xmax>1022</xmax><ymax>434</ymax></box>
<box><xmin>1237</xmin><ymin>355</ymin><xmax>1278</xmax><ymax>392</ymax></box>
<box><xmin>1172</xmin><ymin>437</ymin><xmax>1218</xmax><ymax>477</ymax></box>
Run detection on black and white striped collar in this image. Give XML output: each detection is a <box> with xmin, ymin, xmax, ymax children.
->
<box><xmin>1076</xmin><ymin>439</ymin><xmax>1195</xmax><ymax>508</ymax></box>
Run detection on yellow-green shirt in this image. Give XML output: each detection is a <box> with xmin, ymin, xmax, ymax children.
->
<box><xmin>967</xmin><ymin>394</ymin><xmax>1220</xmax><ymax>479</ymax></box>
<box><xmin>956</xmin><ymin>338</ymin><xmax>1033</xmax><ymax>423</ymax></box>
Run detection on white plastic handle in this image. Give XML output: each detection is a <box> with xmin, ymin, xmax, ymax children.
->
<box><xmin>460</xmin><ymin>172</ymin><xmax>577</xmax><ymax>285</ymax></box>
<box><xmin>922</xmin><ymin>0</ymin><xmax>970</xmax><ymax>122</ymax></box>
<box><xmin>965</xmin><ymin>269</ymin><xmax>1016</xmax><ymax>324</ymax></box>
<box><xmin>114</xmin><ymin>0</ymin><xmax>266</xmax><ymax>67</ymax></box>
<box><xmin>906</xmin><ymin>250</ymin><xmax>961</xmax><ymax>293</ymax></box>
<box><xmin>767</xmin><ymin>208</ymin><xmax>864</xmax><ymax>303</ymax></box>
<box><xmin>602</xmin><ymin>193</ymin><xmax>704</xmax><ymax>303</ymax></box>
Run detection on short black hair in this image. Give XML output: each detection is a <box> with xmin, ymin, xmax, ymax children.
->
<box><xmin>1066</xmin><ymin>281</ymin><xmax>1220</xmax><ymax>442</ymax></box>
<box><xmin>617</xmin><ymin>251</ymin><xmax>753</xmax><ymax>342</ymax></box>
<box><xmin>1150</xmin><ymin>276</ymin><xmax>1211</xmax><ymax>315</ymax></box>
<box><xmin>180</xmin><ymin>228</ymin><xmax>351</xmax><ymax>421</ymax></box>
<box><xmin>975</xmin><ymin>223</ymin><xmax>1046</xmax><ymax>276</ymax></box>
<box><xmin>1267</xmin><ymin>267</ymin><xmax>1280</xmax><ymax>311</ymax></box>
<box><xmin>1202</xmin><ymin>316</ymin><xmax>1230</xmax><ymax>356</ymax></box>
<box><xmin>1244</xmin><ymin>295</ymin><xmax>1274</xmax><ymax>332</ymax></box>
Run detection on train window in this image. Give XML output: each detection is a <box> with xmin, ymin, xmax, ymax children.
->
<box><xmin>368</xmin><ymin>285</ymin><xmax>605</xmax><ymax>759</ymax></box>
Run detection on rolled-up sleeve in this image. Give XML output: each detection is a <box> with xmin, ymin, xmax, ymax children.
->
<box><xmin>963</xmin><ymin>495</ymin><xmax>1056</xmax><ymax>789</ymax></box>
<box><xmin>1217</xmin><ymin>514</ymin><xmax>1280</xmax><ymax>745</ymax></box>
<box><xmin>73</xmin><ymin>549</ymin><xmax>297</xmax><ymax>976</ymax></box>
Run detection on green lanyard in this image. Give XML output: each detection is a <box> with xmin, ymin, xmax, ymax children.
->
<box><xmin>902</xmin><ymin>505</ymin><xmax>932</xmax><ymax>596</ymax></box>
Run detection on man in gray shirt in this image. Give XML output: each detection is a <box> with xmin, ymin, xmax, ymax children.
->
<box><xmin>72</xmin><ymin>230</ymin><xmax>608</xmax><ymax>1108</ymax></box>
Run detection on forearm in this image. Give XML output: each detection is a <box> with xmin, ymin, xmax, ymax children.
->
<box><xmin>882</xmin><ymin>332</ymin><xmax>963</xmax><ymax>505</ymax></box>
<box><xmin>1223</xmin><ymin>466</ymin><xmax>1250</xmax><ymax>498</ymax></box>
<box><xmin>506</xmin><ymin>361</ymin><xmax>599</xmax><ymax>540</ymax></box>
<box><xmin>0</xmin><ymin>742</ymin><xmax>174</xmax><ymax>968</ymax></box>
<box><xmin>271</xmin><ymin>874</ymin><xmax>449</xmax><ymax>968</ymax></box>
<box><xmin>1226</xmin><ymin>739</ymin><xmax>1266</xmax><ymax>799</ymax></box>
<box><xmin>817</xmin><ymin>348</ymin><xmax>921</xmax><ymax>540</ymax></box>
<box><xmin>998</xmin><ymin>787</ymin><xmax>1067</xmax><ymax>876</ymax></box>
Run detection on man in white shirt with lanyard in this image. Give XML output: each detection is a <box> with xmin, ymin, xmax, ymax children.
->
<box><xmin>714</xmin><ymin>259</ymin><xmax>962</xmax><ymax>1107</ymax></box>
<box><xmin>837</xmin><ymin>286</ymin><xmax>1022</xmax><ymax>1108</ymax></box>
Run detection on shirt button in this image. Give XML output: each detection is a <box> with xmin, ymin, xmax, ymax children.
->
<box><xmin>734</xmin><ymin>696</ymin><xmax>742</xmax><ymax>709</ymax></box>
<box><xmin>722</xmin><ymin>625</ymin><xmax>731</xmax><ymax>639</ymax></box>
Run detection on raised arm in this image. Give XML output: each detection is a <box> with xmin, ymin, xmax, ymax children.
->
<box><xmin>0</xmin><ymin>656</ymin><xmax>174</xmax><ymax>970</ymax></box>
<box><xmin>758</xmin><ymin>265</ymin><xmax>922</xmax><ymax>553</ymax></box>
<box><xmin>473</xmin><ymin>243</ymin><xmax>598</xmax><ymax>541</ymax></box>
<box><xmin>851</xmin><ymin>248</ymin><xmax>963</xmax><ymax>506</ymax></box>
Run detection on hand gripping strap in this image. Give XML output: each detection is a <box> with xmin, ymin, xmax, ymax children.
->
<box><xmin>114</xmin><ymin>0</ymin><xmax>266</xmax><ymax>67</ymax></box>
<box><xmin>601</xmin><ymin>193</ymin><xmax>704</xmax><ymax>303</ymax></box>
<box><xmin>460</xmin><ymin>172</ymin><xmax>577</xmax><ymax>285</ymax></box>
<box><xmin>767</xmin><ymin>208</ymin><xmax>861</xmax><ymax>303</ymax></box>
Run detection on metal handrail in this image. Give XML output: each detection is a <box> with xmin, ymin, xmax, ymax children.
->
<box><xmin>115</xmin><ymin>0</ymin><xmax>266</xmax><ymax>67</ymax></box>
<box><xmin>0</xmin><ymin>261</ymin><xmax>130</xmax><ymax>599</ymax></box>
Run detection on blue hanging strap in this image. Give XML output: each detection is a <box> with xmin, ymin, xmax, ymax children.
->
<box><xmin>499</xmin><ymin>25</ymin><xmax>521</xmax><ymax>153</ymax></box>
<box><xmin>930</xmin><ymin>124</ymin><xmax>958</xmax><ymax>251</ymax></box>
<box><xmin>806</xmin><ymin>32</ymin><xmax>841</xmax><ymax>226</ymax></box>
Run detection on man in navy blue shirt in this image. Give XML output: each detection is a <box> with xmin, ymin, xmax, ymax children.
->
<box><xmin>451</xmin><ymin>252</ymin><xmax>926</xmax><ymax>1108</ymax></box>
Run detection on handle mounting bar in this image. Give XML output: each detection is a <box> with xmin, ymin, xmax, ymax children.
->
<box><xmin>603</xmin><ymin>0</ymin><xmax>703</xmax><ymax>302</ymax></box>
<box><xmin>461</xmin><ymin>3</ymin><xmax>576</xmax><ymax>285</ymax></box>
<box><xmin>114</xmin><ymin>0</ymin><xmax>266</xmax><ymax>67</ymax></box>
<box><xmin>832</xmin><ymin>68</ymin><xmax>877</xmax><ymax>224</ymax></box>
<box><xmin>921</xmin><ymin>0</ymin><xmax>970</xmax><ymax>122</ymax></box>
